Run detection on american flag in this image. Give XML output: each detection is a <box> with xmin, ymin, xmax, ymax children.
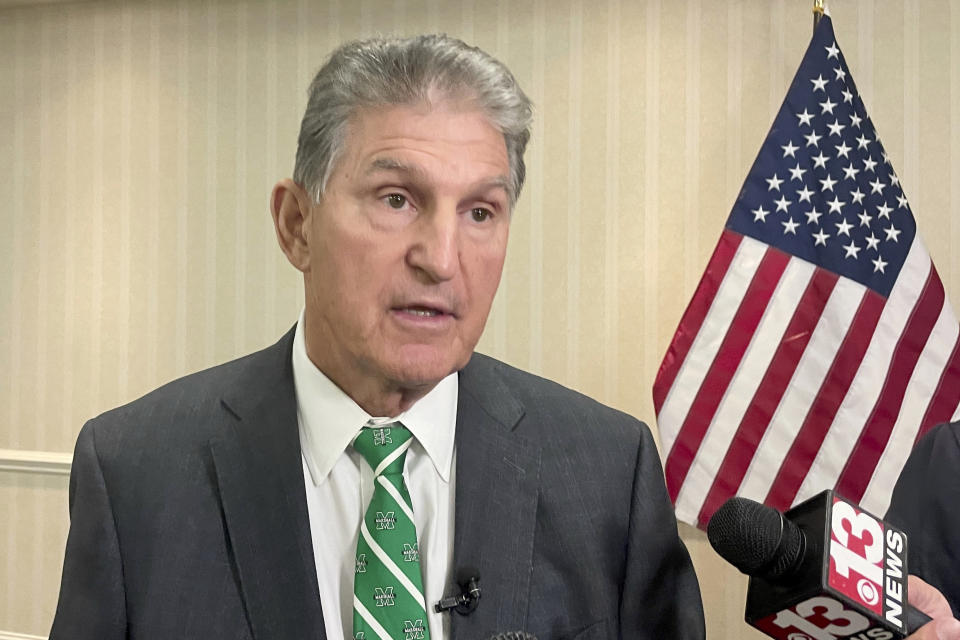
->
<box><xmin>653</xmin><ymin>15</ymin><xmax>960</xmax><ymax>529</ymax></box>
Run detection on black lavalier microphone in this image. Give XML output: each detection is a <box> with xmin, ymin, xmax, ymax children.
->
<box><xmin>434</xmin><ymin>568</ymin><xmax>481</xmax><ymax>615</ymax></box>
<box><xmin>487</xmin><ymin>633</ymin><xmax>537</xmax><ymax>640</ymax></box>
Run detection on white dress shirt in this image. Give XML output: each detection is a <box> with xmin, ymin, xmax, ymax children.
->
<box><xmin>291</xmin><ymin>314</ymin><xmax>457</xmax><ymax>640</ymax></box>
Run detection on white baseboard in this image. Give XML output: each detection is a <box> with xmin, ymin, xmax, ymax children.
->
<box><xmin>0</xmin><ymin>630</ymin><xmax>47</xmax><ymax>640</ymax></box>
<box><xmin>0</xmin><ymin>449</ymin><xmax>72</xmax><ymax>476</ymax></box>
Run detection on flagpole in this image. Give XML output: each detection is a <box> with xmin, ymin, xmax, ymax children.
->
<box><xmin>813</xmin><ymin>0</ymin><xmax>825</xmax><ymax>33</ymax></box>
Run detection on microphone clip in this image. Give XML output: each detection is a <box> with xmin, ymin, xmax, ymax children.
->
<box><xmin>434</xmin><ymin>574</ymin><xmax>481</xmax><ymax>615</ymax></box>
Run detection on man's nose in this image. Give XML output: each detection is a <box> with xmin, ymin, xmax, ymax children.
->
<box><xmin>407</xmin><ymin>206</ymin><xmax>458</xmax><ymax>283</ymax></box>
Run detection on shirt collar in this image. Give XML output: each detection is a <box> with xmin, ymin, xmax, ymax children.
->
<box><xmin>291</xmin><ymin>310</ymin><xmax>458</xmax><ymax>486</ymax></box>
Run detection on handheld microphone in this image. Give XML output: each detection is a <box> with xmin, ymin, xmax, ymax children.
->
<box><xmin>707</xmin><ymin>490</ymin><xmax>930</xmax><ymax>640</ymax></box>
<box><xmin>434</xmin><ymin>568</ymin><xmax>481</xmax><ymax>615</ymax></box>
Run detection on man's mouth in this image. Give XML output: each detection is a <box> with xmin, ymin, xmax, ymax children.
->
<box><xmin>404</xmin><ymin>307</ymin><xmax>441</xmax><ymax>317</ymax></box>
<box><xmin>393</xmin><ymin>303</ymin><xmax>456</xmax><ymax>319</ymax></box>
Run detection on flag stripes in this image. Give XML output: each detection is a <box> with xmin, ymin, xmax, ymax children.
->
<box><xmin>762</xmin><ymin>286</ymin><xmax>885</xmax><ymax>512</ymax></box>
<box><xmin>657</xmin><ymin>235</ymin><xmax>761</xmax><ymax>463</ymax></box>
<box><xmin>735</xmin><ymin>273</ymin><xmax>868</xmax><ymax>506</ymax></box>
<box><xmin>695</xmin><ymin>266</ymin><xmax>838</xmax><ymax>526</ymax></box>
<box><xmin>653</xmin><ymin>231</ymin><xmax>742</xmax><ymax>416</ymax></box>
<box><xmin>836</xmin><ymin>268</ymin><xmax>945</xmax><ymax>502</ymax></box>
<box><xmin>863</xmin><ymin>306</ymin><xmax>960</xmax><ymax>508</ymax></box>
<box><xmin>676</xmin><ymin>255</ymin><xmax>818</xmax><ymax>524</ymax></box>
<box><xmin>660</xmin><ymin>234</ymin><xmax>960</xmax><ymax>527</ymax></box>
<box><xmin>665</xmin><ymin>246</ymin><xmax>791</xmax><ymax>503</ymax></box>
<box><xmin>917</xmin><ymin>336</ymin><xmax>960</xmax><ymax>442</ymax></box>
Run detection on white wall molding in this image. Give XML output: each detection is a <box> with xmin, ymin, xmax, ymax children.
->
<box><xmin>0</xmin><ymin>449</ymin><xmax>72</xmax><ymax>476</ymax></box>
<box><xmin>0</xmin><ymin>630</ymin><xmax>47</xmax><ymax>640</ymax></box>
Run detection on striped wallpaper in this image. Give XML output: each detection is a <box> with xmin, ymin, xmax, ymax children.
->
<box><xmin>2</xmin><ymin>0</ymin><xmax>958</xmax><ymax>636</ymax></box>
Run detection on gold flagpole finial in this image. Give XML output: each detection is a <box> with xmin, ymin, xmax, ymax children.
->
<box><xmin>813</xmin><ymin>0</ymin><xmax>825</xmax><ymax>33</ymax></box>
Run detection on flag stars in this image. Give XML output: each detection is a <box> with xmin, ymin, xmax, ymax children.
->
<box><xmin>877</xmin><ymin>202</ymin><xmax>893</xmax><ymax>219</ymax></box>
<box><xmin>843</xmin><ymin>164</ymin><xmax>861</xmax><ymax>181</ymax></box>
<box><xmin>811</xmin><ymin>74</ymin><xmax>829</xmax><ymax>92</ymax></box>
<box><xmin>781</xmin><ymin>140</ymin><xmax>799</xmax><ymax>158</ymax></box>
<box><xmin>897</xmin><ymin>193</ymin><xmax>909</xmax><ymax>209</ymax></box>
<box><xmin>841</xmin><ymin>88</ymin><xmax>853</xmax><ymax>104</ymax></box>
<box><xmin>805</xmin><ymin>130</ymin><xmax>823</xmax><ymax>147</ymax></box>
<box><xmin>834</xmin><ymin>66</ymin><xmax>847</xmax><ymax>81</ymax></box>
<box><xmin>774</xmin><ymin>195</ymin><xmax>792</xmax><ymax>212</ymax></box>
<box><xmin>813</xmin><ymin>228</ymin><xmax>830</xmax><ymax>246</ymax></box>
<box><xmin>752</xmin><ymin>205</ymin><xmax>770</xmax><ymax>222</ymax></box>
<box><xmin>865</xmin><ymin>233</ymin><xmax>880</xmax><ymax>251</ymax></box>
<box><xmin>819</xmin><ymin>175</ymin><xmax>838</xmax><ymax>192</ymax></box>
<box><xmin>872</xmin><ymin>256</ymin><xmax>888</xmax><ymax>273</ymax></box>
<box><xmin>766</xmin><ymin>174</ymin><xmax>784</xmax><ymax>191</ymax></box>
<box><xmin>884</xmin><ymin>224</ymin><xmax>902</xmax><ymax>242</ymax></box>
<box><xmin>869</xmin><ymin>178</ymin><xmax>886</xmax><ymax>195</ymax></box>
<box><xmin>857</xmin><ymin>211</ymin><xmax>873</xmax><ymax>227</ymax></box>
<box><xmin>835</xmin><ymin>141</ymin><xmax>852</xmax><ymax>158</ymax></box>
<box><xmin>797</xmin><ymin>108</ymin><xmax>815</xmax><ymax>127</ymax></box>
<box><xmin>825</xmin><ymin>41</ymin><xmax>840</xmax><ymax>59</ymax></box>
<box><xmin>850</xmin><ymin>113</ymin><xmax>863</xmax><ymax>128</ymax></box>
<box><xmin>863</xmin><ymin>156</ymin><xmax>878</xmax><ymax>172</ymax></box>
<box><xmin>889</xmin><ymin>172</ymin><xmax>900</xmax><ymax>186</ymax></box>
<box><xmin>805</xmin><ymin>208</ymin><xmax>823</xmax><ymax>225</ymax></box>
<box><xmin>883</xmin><ymin>151</ymin><xmax>892</xmax><ymax>164</ymax></box>
<box><xmin>828</xmin><ymin>196</ymin><xmax>845</xmax><ymax>214</ymax></box>
<box><xmin>782</xmin><ymin>217</ymin><xmax>800</xmax><ymax>235</ymax></box>
<box><xmin>843</xmin><ymin>240</ymin><xmax>862</xmax><ymax>259</ymax></box>
<box><xmin>797</xmin><ymin>185</ymin><xmax>815</xmax><ymax>203</ymax></box>
<box><xmin>850</xmin><ymin>188</ymin><xmax>865</xmax><ymax>205</ymax></box>
<box><xmin>836</xmin><ymin>218</ymin><xmax>854</xmax><ymax>236</ymax></box>
<box><xmin>812</xmin><ymin>151</ymin><xmax>829</xmax><ymax>169</ymax></box>
<box><xmin>789</xmin><ymin>163</ymin><xmax>807</xmax><ymax>182</ymax></box>
<box><xmin>855</xmin><ymin>134</ymin><xmax>870</xmax><ymax>150</ymax></box>
<box><xmin>820</xmin><ymin>97</ymin><xmax>837</xmax><ymax>114</ymax></box>
<box><xmin>827</xmin><ymin>119</ymin><xmax>846</xmax><ymax>137</ymax></box>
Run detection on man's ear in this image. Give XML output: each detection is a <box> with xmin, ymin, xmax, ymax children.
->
<box><xmin>270</xmin><ymin>178</ymin><xmax>313</xmax><ymax>272</ymax></box>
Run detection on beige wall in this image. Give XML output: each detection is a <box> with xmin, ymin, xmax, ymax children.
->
<box><xmin>2</xmin><ymin>0</ymin><xmax>958</xmax><ymax>637</ymax></box>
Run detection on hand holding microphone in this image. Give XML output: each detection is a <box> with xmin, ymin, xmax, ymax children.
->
<box><xmin>905</xmin><ymin>576</ymin><xmax>960</xmax><ymax>640</ymax></box>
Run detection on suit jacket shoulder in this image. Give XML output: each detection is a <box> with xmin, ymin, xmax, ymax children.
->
<box><xmin>461</xmin><ymin>352</ymin><xmax>647</xmax><ymax>439</ymax></box>
<box><xmin>83</xmin><ymin>330</ymin><xmax>295</xmax><ymax>461</ymax></box>
<box><xmin>51</xmin><ymin>328</ymin><xmax>325</xmax><ymax>640</ymax></box>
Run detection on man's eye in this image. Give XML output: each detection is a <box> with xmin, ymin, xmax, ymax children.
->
<box><xmin>471</xmin><ymin>207</ymin><xmax>493</xmax><ymax>222</ymax></box>
<box><xmin>385</xmin><ymin>194</ymin><xmax>407</xmax><ymax>209</ymax></box>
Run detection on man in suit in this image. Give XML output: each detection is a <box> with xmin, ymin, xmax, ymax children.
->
<box><xmin>50</xmin><ymin>34</ymin><xmax>705</xmax><ymax>640</ymax></box>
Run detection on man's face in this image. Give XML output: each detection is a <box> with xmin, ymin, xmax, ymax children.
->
<box><xmin>301</xmin><ymin>99</ymin><xmax>511</xmax><ymax>402</ymax></box>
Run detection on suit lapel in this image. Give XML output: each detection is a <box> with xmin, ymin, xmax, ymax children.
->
<box><xmin>210</xmin><ymin>329</ymin><xmax>327</xmax><ymax>640</ymax></box>
<box><xmin>451</xmin><ymin>356</ymin><xmax>541</xmax><ymax>639</ymax></box>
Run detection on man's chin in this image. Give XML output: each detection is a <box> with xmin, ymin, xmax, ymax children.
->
<box><xmin>384</xmin><ymin>347</ymin><xmax>469</xmax><ymax>389</ymax></box>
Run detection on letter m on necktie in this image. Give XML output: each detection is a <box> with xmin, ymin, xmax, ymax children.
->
<box><xmin>404</xmin><ymin>619</ymin><xmax>426</xmax><ymax>639</ymax></box>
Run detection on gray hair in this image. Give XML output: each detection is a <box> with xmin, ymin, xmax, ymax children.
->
<box><xmin>293</xmin><ymin>34</ymin><xmax>533</xmax><ymax>207</ymax></box>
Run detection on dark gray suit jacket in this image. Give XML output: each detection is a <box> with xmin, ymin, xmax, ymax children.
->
<box><xmin>50</xmin><ymin>329</ymin><xmax>705</xmax><ymax>639</ymax></box>
<box><xmin>885</xmin><ymin>421</ymin><xmax>960</xmax><ymax>619</ymax></box>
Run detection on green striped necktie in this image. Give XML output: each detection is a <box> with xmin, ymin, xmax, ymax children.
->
<box><xmin>352</xmin><ymin>423</ymin><xmax>430</xmax><ymax>640</ymax></box>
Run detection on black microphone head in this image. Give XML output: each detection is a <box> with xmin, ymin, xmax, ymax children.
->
<box><xmin>707</xmin><ymin>496</ymin><xmax>805</xmax><ymax>582</ymax></box>
<box><xmin>487</xmin><ymin>633</ymin><xmax>537</xmax><ymax>640</ymax></box>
